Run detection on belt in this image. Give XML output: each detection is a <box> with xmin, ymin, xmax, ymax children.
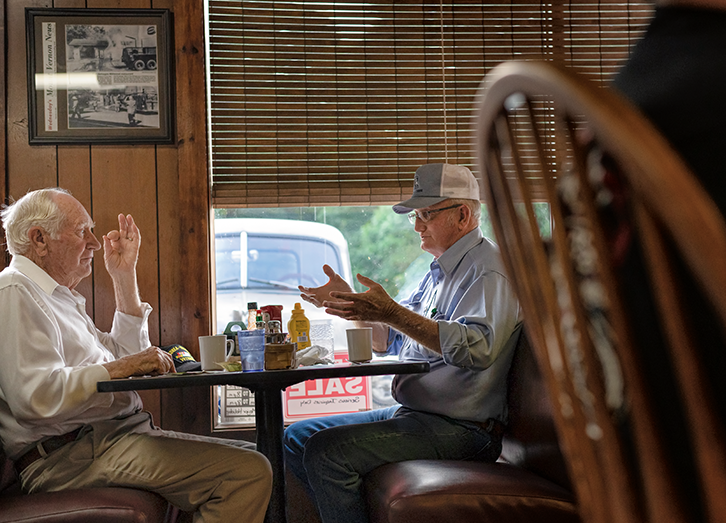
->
<box><xmin>14</xmin><ymin>427</ymin><xmax>83</xmax><ymax>475</ymax></box>
<box><xmin>475</xmin><ymin>418</ymin><xmax>506</xmax><ymax>439</ymax></box>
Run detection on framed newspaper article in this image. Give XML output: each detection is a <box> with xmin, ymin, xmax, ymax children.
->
<box><xmin>25</xmin><ymin>8</ymin><xmax>175</xmax><ymax>144</ymax></box>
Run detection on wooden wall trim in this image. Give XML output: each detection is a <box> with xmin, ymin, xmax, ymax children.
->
<box><xmin>164</xmin><ymin>0</ymin><xmax>216</xmax><ymax>435</ymax></box>
<box><xmin>0</xmin><ymin>0</ymin><xmax>7</xmax><ymax>270</ymax></box>
<box><xmin>174</xmin><ymin>0</ymin><xmax>213</xmax><ymax>351</ymax></box>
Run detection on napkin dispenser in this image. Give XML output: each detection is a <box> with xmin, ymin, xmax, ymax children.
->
<box><xmin>265</xmin><ymin>343</ymin><xmax>296</xmax><ymax>370</ymax></box>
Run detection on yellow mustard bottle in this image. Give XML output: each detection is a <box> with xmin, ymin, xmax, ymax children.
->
<box><xmin>288</xmin><ymin>303</ymin><xmax>311</xmax><ymax>351</ymax></box>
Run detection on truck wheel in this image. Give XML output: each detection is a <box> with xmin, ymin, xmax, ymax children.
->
<box><xmin>133</xmin><ymin>59</ymin><xmax>146</xmax><ymax>70</ymax></box>
<box><xmin>146</xmin><ymin>59</ymin><xmax>157</xmax><ymax>70</ymax></box>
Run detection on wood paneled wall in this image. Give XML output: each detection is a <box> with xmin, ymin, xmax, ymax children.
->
<box><xmin>1</xmin><ymin>0</ymin><xmax>219</xmax><ymax>435</ymax></box>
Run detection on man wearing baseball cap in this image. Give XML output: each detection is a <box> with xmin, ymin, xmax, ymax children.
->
<box><xmin>286</xmin><ymin>163</ymin><xmax>523</xmax><ymax>523</ymax></box>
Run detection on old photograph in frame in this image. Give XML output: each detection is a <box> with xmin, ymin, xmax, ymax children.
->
<box><xmin>26</xmin><ymin>8</ymin><xmax>175</xmax><ymax>145</ymax></box>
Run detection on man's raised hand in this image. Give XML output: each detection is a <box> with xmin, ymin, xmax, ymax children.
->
<box><xmin>103</xmin><ymin>214</ymin><xmax>141</xmax><ymax>278</ymax></box>
<box><xmin>323</xmin><ymin>273</ymin><xmax>397</xmax><ymax>323</ymax></box>
<box><xmin>299</xmin><ymin>264</ymin><xmax>353</xmax><ymax>308</ymax></box>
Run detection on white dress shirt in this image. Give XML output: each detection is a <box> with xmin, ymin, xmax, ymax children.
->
<box><xmin>0</xmin><ymin>255</ymin><xmax>149</xmax><ymax>459</ymax></box>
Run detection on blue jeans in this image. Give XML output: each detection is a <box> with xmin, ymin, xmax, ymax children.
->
<box><xmin>283</xmin><ymin>406</ymin><xmax>502</xmax><ymax>523</ymax></box>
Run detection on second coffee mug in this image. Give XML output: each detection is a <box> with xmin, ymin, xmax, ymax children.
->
<box><xmin>346</xmin><ymin>327</ymin><xmax>373</xmax><ymax>363</ymax></box>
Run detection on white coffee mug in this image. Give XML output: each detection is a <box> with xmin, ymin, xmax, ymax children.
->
<box><xmin>199</xmin><ymin>335</ymin><xmax>235</xmax><ymax>371</ymax></box>
<box><xmin>346</xmin><ymin>328</ymin><xmax>373</xmax><ymax>363</ymax></box>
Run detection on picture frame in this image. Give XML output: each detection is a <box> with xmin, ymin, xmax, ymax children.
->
<box><xmin>25</xmin><ymin>8</ymin><xmax>175</xmax><ymax>145</ymax></box>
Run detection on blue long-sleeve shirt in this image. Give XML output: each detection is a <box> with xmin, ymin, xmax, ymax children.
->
<box><xmin>390</xmin><ymin>228</ymin><xmax>522</xmax><ymax>423</ymax></box>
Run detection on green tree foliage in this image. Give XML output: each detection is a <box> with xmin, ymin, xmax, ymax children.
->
<box><xmin>348</xmin><ymin>207</ymin><xmax>424</xmax><ymax>295</ymax></box>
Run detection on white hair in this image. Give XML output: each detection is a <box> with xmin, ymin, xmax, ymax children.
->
<box><xmin>448</xmin><ymin>198</ymin><xmax>482</xmax><ymax>227</ymax></box>
<box><xmin>1</xmin><ymin>188</ymin><xmax>71</xmax><ymax>256</ymax></box>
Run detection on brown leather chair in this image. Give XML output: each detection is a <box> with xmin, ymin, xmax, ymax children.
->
<box><xmin>363</xmin><ymin>331</ymin><xmax>579</xmax><ymax>523</ymax></box>
<box><xmin>286</xmin><ymin>330</ymin><xmax>580</xmax><ymax>523</ymax></box>
<box><xmin>0</xmin><ymin>447</ymin><xmax>179</xmax><ymax>523</ymax></box>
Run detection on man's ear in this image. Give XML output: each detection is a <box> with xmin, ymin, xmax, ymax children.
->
<box><xmin>28</xmin><ymin>227</ymin><xmax>49</xmax><ymax>257</ymax></box>
<box><xmin>458</xmin><ymin>204</ymin><xmax>472</xmax><ymax>228</ymax></box>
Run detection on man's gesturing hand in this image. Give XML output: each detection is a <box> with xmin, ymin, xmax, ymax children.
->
<box><xmin>299</xmin><ymin>264</ymin><xmax>353</xmax><ymax>308</ymax></box>
<box><xmin>103</xmin><ymin>347</ymin><xmax>174</xmax><ymax>379</ymax></box>
<box><xmin>103</xmin><ymin>213</ymin><xmax>141</xmax><ymax>279</ymax></box>
<box><xmin>323</xmin><ymin>274</ymin><xmax>398</xmax><ymax>323</ymax></box>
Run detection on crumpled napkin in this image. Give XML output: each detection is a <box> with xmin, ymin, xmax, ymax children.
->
<box><xmin>296</xmin><ymin>344</ymin><xmax>335</xmax><ymax>366</ymax></box>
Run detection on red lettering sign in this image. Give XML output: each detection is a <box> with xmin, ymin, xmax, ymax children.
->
<box><xmin>283</xmin><ymin>353</ymin><xmax>372</xmax><ymax>421</ymax></box>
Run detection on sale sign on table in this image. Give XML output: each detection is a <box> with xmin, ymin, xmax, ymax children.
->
<box><xmin>283</xmin><ymin>353</ymin><xmax>372</xmax><ymax>421</ymax></box>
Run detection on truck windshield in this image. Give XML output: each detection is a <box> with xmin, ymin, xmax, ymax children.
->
<box><xmin>216</xmin><ymin>233</ymin><xmax>343</xmax><ymax>291</ymax></box>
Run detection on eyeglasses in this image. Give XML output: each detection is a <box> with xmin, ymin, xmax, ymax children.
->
<box><xmin>407</xmin><ymin>204</ymin><xmax>462</xmax><ymax>225</ymax></box>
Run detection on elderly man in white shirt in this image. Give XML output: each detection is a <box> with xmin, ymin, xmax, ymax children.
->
<box><xmin>0</xmin><ymin>188</ymin><xmax>272</xmax><ymax>523</ymax></box>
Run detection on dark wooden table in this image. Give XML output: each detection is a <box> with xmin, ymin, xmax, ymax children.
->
<box><xmin>97</xmin><ymin>359</ymin><xmax>430</xmax><ymax>523</ymax></box>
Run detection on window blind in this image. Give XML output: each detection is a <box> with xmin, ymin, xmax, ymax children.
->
<box><xmin>207</xmin><ymin>0</ymin><xmax>652</xmax><ymax>208</ymax></box>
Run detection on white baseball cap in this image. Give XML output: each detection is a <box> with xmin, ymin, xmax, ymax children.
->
<box><xmin>392</xmin><ymin>163</ymin><xmax>481</xmax><ymax>214</ymax></box>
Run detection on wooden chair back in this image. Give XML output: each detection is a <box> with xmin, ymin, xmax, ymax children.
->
<box><xmin>473</xmin><ymin>60</ymin><xmax>726</xmax><ymax>523</ymax></box>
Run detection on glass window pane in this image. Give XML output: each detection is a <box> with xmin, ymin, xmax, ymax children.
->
<box><xmin>212</xmin><ymin>203</ymin><xmax>550</xmax><ymax>427</ymax></box>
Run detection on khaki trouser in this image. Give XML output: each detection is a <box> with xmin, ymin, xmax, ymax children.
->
<box><xmin>20</xmin><ymin>412</ymin><xmax>272</xmax><ymax>523</ymax></box>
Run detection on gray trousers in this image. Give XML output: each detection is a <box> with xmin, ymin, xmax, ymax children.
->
<box><xmin>19</xmin><ymin>411</ymin><xmax>272</xmax><ymax>523</ymax></box>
